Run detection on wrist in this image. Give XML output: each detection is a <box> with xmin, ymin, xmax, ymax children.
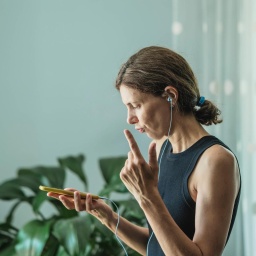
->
<box><xmin>139</xmin><ymin>188</ymin><xmax>161</xmax><ymax>211</ymax></box>
<box><xmin>103</xmin><ymin>210</ymin><xmax>117</xmax><ymax>231</ymax></box>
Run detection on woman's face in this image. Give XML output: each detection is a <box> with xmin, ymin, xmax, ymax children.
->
<box><xmin>120</xmin><ymin>85</ymin><xmax>171</xmax><ymax>140</ymax></box>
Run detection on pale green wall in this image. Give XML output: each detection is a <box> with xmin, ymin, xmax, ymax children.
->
<box><xmin>0</xmin><ymin>1</ymin><xmax>241</xmax><ymax>255</ymax></box>
<box><xmin>0</xmin><ymin>0</ymin><xmax>173</xmax><ymax>226</ymax></box>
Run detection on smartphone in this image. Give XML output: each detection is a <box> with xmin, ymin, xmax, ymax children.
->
<box><xmin>39</xmin><ymin>185</ymin><xmax>99</xmax><ymax>200</ymax></box>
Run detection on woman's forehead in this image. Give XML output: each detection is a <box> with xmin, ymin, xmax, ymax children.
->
<box><xmin>120</xmin><ymin>85</ymin><xmax>151</xmax><ymax>104</ymax></box>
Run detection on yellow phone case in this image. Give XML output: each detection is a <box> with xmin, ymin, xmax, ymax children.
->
<box><xmin>39</xmin><ymin>185</ymin><xmax>99</xmax><ymax>199</ymax></box>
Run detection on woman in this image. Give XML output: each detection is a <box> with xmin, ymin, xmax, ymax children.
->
<box><xmin>48</xmin><ymin>46</ymin><xmax>241</xmax><ymax>256</ymax></box>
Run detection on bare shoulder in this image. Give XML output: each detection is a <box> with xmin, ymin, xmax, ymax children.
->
<box><xmin>202</xmin><ymin>144</ymin><xmax>238</xmax><ymax>173</ymax></box>
<box><xmin>203</xmin><ymin>144</ymin><xmax>236</xmax><ymax>163</ymax></box>
<box><xmin>197</xmin><ymin>143</ymin><xmax>240</xmax><ymax>195</ymax></box>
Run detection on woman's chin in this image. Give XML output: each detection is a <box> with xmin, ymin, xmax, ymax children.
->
<box><xmin>145</xmin><ymin>132</ymin><xmax>162</xmax><ymax>140</ymax></box>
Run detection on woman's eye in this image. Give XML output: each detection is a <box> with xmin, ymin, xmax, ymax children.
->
<box><xmin>132</xmin><ymin>105</ymin><xmax>140</xmax><ymax>109</ymax></box>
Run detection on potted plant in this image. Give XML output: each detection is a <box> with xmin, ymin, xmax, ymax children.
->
<box><xmin>0</xmin><ymin>154</ymin><xmax>145</xmax><ymax>256</ymax></box>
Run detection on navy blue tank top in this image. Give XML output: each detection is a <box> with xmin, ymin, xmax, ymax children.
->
<box><xmin>147</xmin><ymin>135</ymin><xmax>241</xmax><ymax>255</ymax></box>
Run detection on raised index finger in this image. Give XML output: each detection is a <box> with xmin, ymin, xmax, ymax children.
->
<box><xmin>124</xmin><ymin>129</ymin><xmax>143</xmax><ymax>159</ymax></box>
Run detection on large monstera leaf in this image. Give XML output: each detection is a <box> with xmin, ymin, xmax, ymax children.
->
<box><xmin>14</xmin><ymin>219</ymin><xmax>53</xmax><ymax>256</ymax></box>
<box><xmin>99</xmin><ymin>156</ymin><xmax>127</xmax><ymax>196</ymax></box>
<box><xmin>58</xmin><ymin>154</ymin><xmax>88</xmax><ymax>190</ymax></box>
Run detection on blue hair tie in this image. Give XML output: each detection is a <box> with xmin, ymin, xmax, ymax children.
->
<box><xmin>197</xmin><ymin>96</ymin><xmax>205</xmax><ymax>107</ymax></box>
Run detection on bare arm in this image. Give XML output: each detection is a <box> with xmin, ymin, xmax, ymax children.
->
<box><xmin>192</xmin><ymin>145</ymin><xmax>240</xmax><ymax>255</ymax></box>
<box><xmin>104</xmin><ymin>210</ymin><xmax>149</xmax><ymax>255</ymax></box>
<box><xmin>47</xmin><ymin>191</ymin><xmax>149</xmax><ymax>255</ymax></box>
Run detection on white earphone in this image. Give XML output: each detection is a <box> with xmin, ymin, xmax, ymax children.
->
<box><xmin>167</xmin><ymin>96</ymin><xmax>174</xmax><ymax>108</ymax></box>
<box><xmin>147</xmin><ymin>95</ymin><xmax>173</xmax><ymax>255</ymax></box>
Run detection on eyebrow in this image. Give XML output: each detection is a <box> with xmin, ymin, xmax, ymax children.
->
<box><xmin>126</xmin><ymin>101</ymin><xmax>140</xmax><ymax>106</ymax></box>
<box><xmin>128</xmin><ymin>101</ymin><xmax>139</xmax><ymax>104</ymax></box>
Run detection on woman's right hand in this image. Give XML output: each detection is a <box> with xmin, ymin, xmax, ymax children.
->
<box><xmin>47</xmin><ymin>188</ymin><xmax>113</xmax><ymax>226</ymax></box>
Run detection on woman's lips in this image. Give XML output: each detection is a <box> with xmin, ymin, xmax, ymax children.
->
<box><xmin>136</xmin><ymin>128</ymin><xmax>145</xmax><ymax>133</ymax></box>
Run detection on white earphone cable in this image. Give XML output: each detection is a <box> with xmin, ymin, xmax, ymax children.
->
<box><xmin>100</xmin><ymin>197</ymin><xmax>129</xmax><ymax>256</ymax></box>
<box><xmin>146</xmin><ymin>99</ymin><xmax>173</xmax><ymax>256</ymax></box>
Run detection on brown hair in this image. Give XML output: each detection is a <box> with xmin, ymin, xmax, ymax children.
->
<box><xmin>115</xmin><ymin>46</ymin><xmax>222</xmax><ymax>125</ymax></box>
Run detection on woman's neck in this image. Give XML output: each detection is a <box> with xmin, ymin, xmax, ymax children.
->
<box><xmin>169</xmin><ymin>113</ymin><xmax>209</xmax><ymax>153</ymax></box>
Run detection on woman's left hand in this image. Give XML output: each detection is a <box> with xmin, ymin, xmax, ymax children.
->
<box><xmin>120</xmin><ymin>130</ymin><xmax>159</xmax><ymax>206</ymax></box>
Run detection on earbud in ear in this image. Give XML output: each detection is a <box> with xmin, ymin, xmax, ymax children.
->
<box><xmin>167</xmin><ymin>96</ymin><xmax>174</xmax><ymax>108</ymax></box>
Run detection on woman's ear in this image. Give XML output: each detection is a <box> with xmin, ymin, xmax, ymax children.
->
<box><xmin>163</xmin><ymin>86</ymin><xmax>178</xmax><ymax>105</ymax></box>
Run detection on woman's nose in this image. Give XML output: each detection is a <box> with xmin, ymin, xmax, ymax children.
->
<box><xmin>127</xmin><ymin>111</ymin><xmax>138</xmax><ymax>124</ymax></box>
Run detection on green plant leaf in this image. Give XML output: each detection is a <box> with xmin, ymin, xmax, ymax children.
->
<box><xmin>31</xmin><ymin>191</ymin><xmax>48</xmax><ymax>213</ymax></box>
<box><xmin>93</xmin><ymin>216</ymin><xmax>113</xmax><ymax>238</ymax></box>
<box><xmin>0</xmin><ymin>223</ymin><xmax>16</xmax><ymax>251</ymax></box>
<box><xmin>58</xmin><ymin>154</ymin><xmax>88</xmax><ymax>190</ymax></box>
<box><xmin>0</xmin><ymin>176</ymin><xmax>40</xmax><ymax>196</ymax></box>
<box><xmin>99</xmin><ymin>157</ymin><xmax>128</xmax><ymax>195</ymax></box>
<box><xmin>0</xmin><ymin>180</ymin><xmax>26</xmax><ymax>201</ymax></box>
<box><xmin>15</xmin><ymin>175</ymin><xmax>42</xmax><ymax>193</ymax></box>
<box><xmin>55</xmin><ymin>245</ymin><xmax>70</xmax><ymax>256</ymax></box>
<box><xmin>88</xmin><ymin>214</ymin><xmax>129</xmax><ymax>256</ymax></box>
<box><xmin>99</xmin><ymin>178</ymin><xmax>128</xmax><ymax>197</ymax></box>
<box><xmin>99</xmin><ymin>156</ymin><xmax>126</xmax><ymax>183</ymax></box>
<box><xmin>48</xmin><ymin>199</ymin><xmax>78</xmax><ymax>219</ymax></box>
<box><xmin>40</xmin><ymin>233</ymin><xmax>60</xmax><ymax>256</ymax></box>
<box><xmin>53</xmin><ymin>214</ymin><xmax>93</xmax><ymax>256</ymax></box>
<box><xmin>0</xmin><ymin>223</ymin><xmax>18</xmax><ymax>251</ymax></box>
<box><xmin>18</xmin><ymin>166</ymin><xmax>66</xmax><ymax>189</ymax></box>
<box><xmin>0</xmin><ymin>243</ymin><xmax>17</xmax><ymax>256</ymax></box>
<box><xmin>5</xmin><ymin>201</ymin><xmax>23</xmax><ymax>224</ymax></box>
<box><xmin>116</xmin><ymin>199</ymin><xmax>146</xmax><ymax>225</ymax></box>
<box><xmin>0</xmin><ymin>154</ymin><xmax>147</xmax><ymax>256</ymax></box>
<box><xmin>14</xmin><ymin>219</ymin><xmax>53</xmax><ymax>256</ymax></box>
<box><xmin>0</xmin><ymin>223</ymin><xmax>18</xmax><ymax>237</ymax></box>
